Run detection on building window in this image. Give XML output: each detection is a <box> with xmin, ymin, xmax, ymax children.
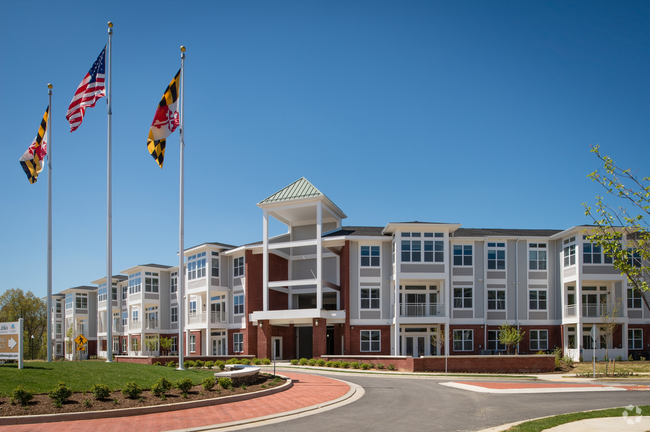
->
<box><xmin>234</xmin><ymin>256</ymin><xmax>244</xmax><ymax>277</ymax></box>
<box><xmin>628</xmin><ymin>288</ymin><xmax>643</xmax><ymax>309</ymax></box>
<box><xmin>529</xmin><ymin>290</ymin><xmax>547</xmax><ymax>310</ymax></box>
<box><xmin>234</xmin><ymin>294</ymin><xmax>245</xmax><ymax>314</ymax></box>
<box><xmin>170</xmin><ymin>272</ymin><xmax>177</xmax><ymax>293</ymax></box>
<box><xmin>56</xmin><ymin>344</ymin><xmax>62</xmax><ymax>355</ymax></box>
<box><xmin>360</xmin><ymin>330</ymin><xmax>381</xmax><ymax>352</ymax></box>
<box><xmin>360</xmin><ymin>288</ymin><xmax>380</xmax><ymax>309</ymax></box>
<box><xmin>131</xmin><ymin>337</ymin><xmax>139</xmax><ymax>352</ymax></box>
<box><xmin>567</xmin><ymin>326</ymin><xmax>576</xmax><ymax>349</ymax></box>
<box><xmin>65</xmin><ymin>293</ymin><xmax>73</xmax><ymax>310</ymax></box>
<box><xmin>75</xmin><ymin>293</ymin><xmax>88</xmax><ymax>309</ymax></box>
<box><xmin>122</xmin><ymin>286</ymin><xmax>127</xmax><ymax>300</ymax></box>
<box><xmin>189</xmin><ymin>299</ymin><xmax>197</xmax><ymax>315</ymax></box>
<box><xmin>453</xmin><ymin>330</ymin><xmax>473</xmax><ymax>351</ymax></box>
<box><xmin>144</xmin><ymin>272</ymin><xmax>159</xmax><ymax>293</ymax></box>
<box><xmin>401</xmin><ymin>233</ymin><xmax>443</xmax><ymax>263</ymax></box>
<box><xmin>132</xmin><ymin>309</ymin><xmax>139</xmax><ymax>322</ymax></box>
<box><xmin>563</xmin><ymin>237</ymin><xmax>576</xmax><ymax>267</ymax></box>
<box><xmin>212</xmin><ymin>252</ymin><xmax>220</xmax><ymax>277</ymax></box>
<box><xmin>453</xmin><ymin>288</ymin><xmax>472</xmax><ymax>309</ymax></box>
<box><xmin>129</xmin><ymin>272</ymin><xmax>142</xmax><ymax>294</ymax></box>
<box><xmin>171</xmin><ymin>306</ymin><xmax>178</xmax><ymax>323</ymax></box>
<box><xmin>361</xmin><ymin>246</ymin><xmax>380</xmax><ymax>267</ymax></box>
<box><xmin>629</xmin><ymin>329</ymin><xmax>643</xmax><ymax>350</ymax></box>
<box><xmin>530</xmin><ymin>330</ymin><xmax>548</xmax><ymax>351</ymax></box>
<box><xmin>56</xmin><ymin>301</ymin><xmax>62</xmax><ymax>314</ymax></box>
<box><xmin>487</xmin><ymin>330</ymin><xmax>505</xmax><ymax>351</ymax></box>
<box><xmin>453</xmin><ymin>245</ymin><xmax>472</xmax><ymax>266</ymax></box>
<box><xmin>529</xmin><ymin>243</ymin><xmax>547</xmax><ymax>270</ymax></box>
<box><xmin>122</xmin><ymin>311</ymin><xmax>127</xmax><ymax>327</ymax></box>
<box><xmin>628</xmin><ymin>249</ymin><xmax>642</xmax><ymax>268</ymax></box>
<box><xmin>170</xmin><ymin>337</ymin><xmax>177</xmax><ymax>353</ymax></box>
<box><xmin>189</xmin><ymin>335</ymin><xmax>196</xmax><ymax>352</ymax></box>
<box><xmin>583</xmin><ymin>238</ymin><xmax>613</xmax><ymax>265</ymax></box>
<box><xmin>187</xmin><ymin>252</ymin><xmax>207</xmax><ymax>280</ymax></box>
<box><xmin>233</xmin><ymin>333</ymin><xmax>243</xmax><ymax>352</ymax></box>
<box><xmin>487</xmin><ymin>242</ymin><xmax>506</xmax><ymax>270</ymax></box>
<box><xmin>98</xmin><ymin>283</ymin><xmax>108</xmax><ymax>302</ymax></box>
<box><xmin>487</xmin><ymin>289</ymin><xmax>506</xmax><ymax>310</ymax></box>
<box><xmin>122</xmin><ymin>338</ymin><xmax>127</xmax><ymax>353</ymax></box>
<box><xmin>55</xmin><ymin>323</ymin><xmax>61</xmax><ymax>335</ymax></box>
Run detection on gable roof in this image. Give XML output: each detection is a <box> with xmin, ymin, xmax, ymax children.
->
<box><xmin>258</xmin><ymin>177</ymin><xmax>324</xmax><ymax>204</ymax></box>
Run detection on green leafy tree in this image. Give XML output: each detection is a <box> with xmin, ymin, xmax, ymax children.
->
<box><xmin>584</xmin><ymin>145</ymin><xmax>650</xmax><ymax>311</ymax></box>
<box><xmin>0</xmin><ymin>288</ymin><xmax>46</xmax><ymax>359</ymax></box>
<box><xmin>159</xmin><ymin>337</ymin><xmax>173</xmax><ymax>356</ymax></box>
<box><xmin>497</xmin><ymin>322</ymin><xmax>525</xmax><ymax>354</ymax></box>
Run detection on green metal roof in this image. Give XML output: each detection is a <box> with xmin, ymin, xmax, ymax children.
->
<box><xmin>258</xmin><ymin>177</ymin><xmax>324</xmax><ymax>204</ymax></box>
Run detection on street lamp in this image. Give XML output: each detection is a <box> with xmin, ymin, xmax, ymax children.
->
<box><xmin>31</xmin><ymin>335</ymin><xmax>34</xmax><ymax>360</ymax></box>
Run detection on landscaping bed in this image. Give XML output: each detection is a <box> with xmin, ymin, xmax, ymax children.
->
<box><xmin>0</xmin><ymin>374</ymin><xmax>282</xmax><ymax>417</ymax></box>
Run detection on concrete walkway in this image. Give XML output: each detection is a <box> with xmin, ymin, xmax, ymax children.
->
<box><xmin>0</xmin><ymin>372</ymin><xmax>354</xmax><ymax>432</ymax></box>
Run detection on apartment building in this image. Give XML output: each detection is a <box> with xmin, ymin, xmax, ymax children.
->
<box><xmin>59</xmin><ymin>286</ymin><xmax>98</xmax><ymax>360</ymax></box>
<box><xmin>52</xmin><ymin>178</ymin><xmax>647</xmax><ymax>362</ymax></box>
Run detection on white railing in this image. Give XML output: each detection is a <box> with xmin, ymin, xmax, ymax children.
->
<box><xmin>582</xmin><ymin>303</ymin><xmax>619</xmax><ymax>318</ymax></box>
<box><xmin>400</xmin><ymin>303</ymin><xmax>445</xmax><ymax>317</ymax></box>
<box><xmin>564</xmin><ymin>305</ymin><xmax>577</xmax><ymax>317</ymax></box>
<box><xmin>211</xmin><ymin>311</ymin><xmax>226</xmax><ymax>324</ymax></box>
<box><xmin>189</xmin><ymin>312</ymin><xmax>206</xmax><ymax>324</ymax></box>
<box><xmin>130</xmin><ymin>320</ymin><xmax>142</xmax><ymax>330</ymax></box>
<box><xmin>146</xmin><ymin>318</ymin><xmax>159</xmax><ymax>330</ymax></box>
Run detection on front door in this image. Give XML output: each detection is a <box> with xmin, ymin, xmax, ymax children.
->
<box><xmin>405</xmin><ymin>336</ymin><xmax>426</xmax><ymax>357</ymax></box>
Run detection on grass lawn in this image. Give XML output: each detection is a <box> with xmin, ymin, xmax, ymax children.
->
<box><xmin>507</xmin><ymin>405</ymin><xmax>650</xmax><ymax>432</ymax></box>
<box><xmin>0</xmin><ymin>360</ymin><xmax>216</xmax><ymax>396</ymax></box>
<box><xmin>567</xmin><ymin>360</ymin><xmax>650</xmax><ymax>375</ymax></box>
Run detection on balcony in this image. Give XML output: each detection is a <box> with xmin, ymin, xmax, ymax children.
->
<box><xmin>130</xmin><ymin>320</ymin><xmax>141</xmax><ymax>331</ymax></box>
<box><xmin>145</xmin><ymin>318</ymin><xmax>159</xmax><ymax>330</ymax></box>
<box><xmin>211</xmin><ymin>311</ymin><xmax>226</xmax><ymax>324</ymax></box>
<box><xmin>400</xmin><ymin>303</ymin><xmax>446</xmax><ymax>318</ymax></box>
<box><xmin>581</xmin><ymin>303</ymin><xmax>621</xmax><ymax>318</ymax></box>
<box><xmin>564</xmin><ymin>305</ymin><xmax>577</xmax><ymax>318</ymax></box>
<box><xmin>98</xmin><ymin>322</ymin><xmax>119</xmax><ymax>333</ymax></box>
<box><xmin>189</xmin><ymin>312</ymin><xmax>206</xmax><ymax>325</ymax></box>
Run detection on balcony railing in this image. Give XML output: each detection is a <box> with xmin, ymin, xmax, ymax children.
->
<box><xmin>130</xmin><ymin>320</ymin><xmax>141</xmax><ymax>330</ymax></box>
<box><xmin>564</xmin><ymin>305</ymin><xmax>577</xmax><ymax>318</ymax></box>
<box><xmin>211</xmin><ymin>311</ymin><xmax>226</xmax><ymax>324</ymax></box>
<box><xmin>400</xmin><ymin>303</ymin><xmax>445</xmax><ymax>317</ymax></box>
<box><xmin>189</xmin><ymin>312</ymin><xmax>206</xmax><ymax>324</ymax></box>
<box><xmin>145</xmin><ymin>318</ymin><xmax>159</xmax><ymax>330</ymax></box>
<box><xmin>98</xmin><ymin>322</ymin><xmax>120</xmax><ymax>333</ymax></box>
<box><xmin>582</xmin><ymin>303</ymin><xmax>620</xmax><ymax>318</ymax></box>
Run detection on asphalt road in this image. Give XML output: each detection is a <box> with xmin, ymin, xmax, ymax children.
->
<box><xmin>246</xmin><ymin>370</ymin><xmax>650</xmax><ymax>432</ymax></box>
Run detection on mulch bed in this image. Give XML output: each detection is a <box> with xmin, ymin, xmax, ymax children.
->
<box><xmin>1</xmin><ymin>375</ymin><xmax>279</xmax><ymax>417</ymax></box>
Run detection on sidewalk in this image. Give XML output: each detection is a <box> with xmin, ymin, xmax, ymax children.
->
<box><xmin>0</xmin><ymin>372</ymin><xmax>353</xmax><ymax>432</ymax></box>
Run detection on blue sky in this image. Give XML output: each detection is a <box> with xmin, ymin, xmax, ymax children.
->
<box><xmin>2</xmin><ymin>0</ymin><xmax>649</xmax><ymax>298</ymax></box>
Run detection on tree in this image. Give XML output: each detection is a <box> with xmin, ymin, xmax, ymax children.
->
<box><xmin>600</xmin><ymin>299</ymin><xmax>621</xmax><ymax>374</ymax></box>
<box><xmin>497</xmin><ymin>322</ymin><xmax>525</xmax><ymax>354</ymax></box>
<box><xmin>0</xmin><ymin>288</ymin><xmax>46</xmax><ymax>359</ymax></box>
<box><xmin>429</xmin><ymin>326</ymin><xmax>445</xmax><ymax>355</ymax></box>
<box><xmin>584</xmin><ymin>145</ymin><xmax>650</xmax><ymax>311</ymax></box>
<box><xmin>159</xmin><ymin>337</ymin><xmax>173</xmax><ymax>356</ymax></box>
<box><xmin>66</xmin><ymin>325</ymin><xmax>74</xmax><ymax>356</ymax></box>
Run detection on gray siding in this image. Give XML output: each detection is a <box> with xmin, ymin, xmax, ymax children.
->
<box><xmin>349</xmin><ymin>241</ymin><xmax>359</xmax><ymax>319</ymax></box>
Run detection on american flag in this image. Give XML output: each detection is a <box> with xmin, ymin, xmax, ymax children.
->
<box><xmin>66</xmin><ymin>46</ymin><xmax>106</xmax><ymax>132</ymax></box>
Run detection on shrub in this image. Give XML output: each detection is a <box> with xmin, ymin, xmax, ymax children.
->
<box><xmin>536</xmin><ymin>350</ymin><xmax>546</xmax><ymax>355</ymax></box>
<box><xmin>562</xmin><ymin>356</ymin><xmax>574</xmax><ymax>367</ymax></box>
<box><xmin>360</xmin><ymin>363</ymin><xmax>370</xmax><ymax>370</ymax></box>
<box><xmin>205</xmin><ymin>360</ymin><xmax>215</xmax><ymax>369</ymax></box>
<box><xmin>308</xmin><ymin>358</ymin><xmax>317</xmax><ymax>366</ymax></box>
<box><xmin>290</xmin><ymin>359</ymin><xmax>299</xmax><ymax>365</ymax></box>
<box><xmin>202</xmin><ymin>377</ymin><xmax>215</xmax><ymax>391</ymax></box>
<box><xmin>579</xmin><ymin>356</ymin><xmax>584</xmax><ymax>362</ymax></box>
<box><xmin>350</xmin><ymin>362</ymin><xmax>360</xmax><ymax>369</ymax></box>
<box><xmin>151</xmin><ymin>377</ymin><xmax>173</xmax><ymax>397</ymax></box>
<box><xmin>325</xmin><ymin>361</ymin><xmax>334</xmax><ymax>367</ymax></box>
<box><xmin>121</xmin><ymin>381</ymin><xmax>143</xmax><ymax>399</ymax></box>
<box><xmin>240</xmin><ymin>384</ymin><xmax>247</xmax><ymax>390</ymax></box>
<box><xmin>262</xmin><ymin>358</ymin><xmax>271</xmax><ymax>365</ymax></box>
<box><xmin>11</xmin><ymin>386</ymin><xmax>33</xmax><ymax>407</ymax></box>
<box><xmin>317</xmin><ymin>359</ymin><xmax>326</xmax><ymax>366</ymax></box>
<box><xmin>240</xmin><ymin>358</ymin><xmax>251</xmax><ymax>365</ymax></box>
<box><xmin>49</xmin><ymin>382</ymin><xmax>73</xmax><ymax>406</ymax></box>
<box><xmin>153</xmin><ymin>361</ymin><xmax>161</xmax><ymax>366</ymax></box>
<box><xmin>215</xmin><ymin>360</ymin><xmax>226</xmax><ymax>370</ymax></box>
<box><xmin>83</xmin><ymin>398</ymin><xmax>92</xmax><ymax>407</ymax></box>
<box><xmin>616</xmin><ymin>355</ymin><xmax>623</xmax><ymax>362</ymax></box>
<box><xmin>176</xmin><ymin>378</ymin><xmax>194</xmax><ymax>396</ymax></box>
<box><xmin>90</xmin><ymin>383</ymin><xmax>111</xmax><ymax>400</ymax></box>
<box><xmin>299</xmin><ymin>358</ymin><xmax>309</xmax><ymax>365</ymax></box>
<box><xmin>629</xmin><ymin>354</ymin><xmax>634</xmax><ymax>361</ymax></box>
<box><xmin>554</xmin><ymin>357</ymin><xmax>562</xmax><ymax>369</ymax></box>
<box><xmin>377</xmin><ymin>363</ymin><xmax>385</xmax><ymax>369</ymax></box>
<box><xmin>387</xmin><ymin>364</ymin><xmax>395</xmax><ymax>371</ymax></box>
<box><xmin>332</xmin><ymin>361</ymin><xmax>341</xmax><ymax>368</ymax></box>
<box><xmin>252</xmin><ymin>358</ymin><xmax>262</xmax><ymax>365</ymax></box>
<box><xmin>368</xmin><ymin>362</ymin><xmax>375</xmax><ymax>368</ymax></box>
<box><xmin>641</xmin><ymin>356</ymin><xmax>646</xmax><ymax>362</ymax></box>
<box><xmin>184</xmin><ymin>360</ymin><xmax>195</xmax><ymax>369</ymax></box>
<box><xmin>218</xmin><ymin>377</ymin><xmax>233</xmax><ymax>389</ymax></box>
<box><xmin>194</xmin><ymin>360</ymin><xmax>204</xmax><ymax>368</ymax></box>
<box><xmin>341</xmin><ymin>362</ymin><xmax>350</xmax><ymax>369</ymax></box>
<box><xmin>167</xmin><ymin>360</ymin><xmax>176</xmax><ymax>368</ymax></box>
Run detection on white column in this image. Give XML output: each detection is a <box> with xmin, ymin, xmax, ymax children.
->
<box><xmin>622</xmin><ymin>322</ymin><xmax>628</xmax><ymax>358</ymax></box>
<box><xmin>263</xmin><ymin>209</ymin><xmax>269</xmax><ymax>312</ymax></box>
<box><xmin>316</xmin><ymin>202</ymin><xmax>323</xmax><ymax>311</ymax></box>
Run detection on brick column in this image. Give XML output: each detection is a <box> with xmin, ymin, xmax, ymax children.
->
<box><xmin>258</xmin><ymin>320</ymin><xmax>272</xmax><ymax>359</ymax></box>
<box><xmin>313</xmin><ymin>318</ymin><xmax>327</xmax><ymax>358</ymax></box>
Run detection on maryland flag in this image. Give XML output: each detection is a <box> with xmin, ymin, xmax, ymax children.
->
<box><xmin>19</xmin><ymin>106</ymin><xmax>49</xmax><ymax>184</ymax></box>
<box><xmin>147</xmin><ymin>69</ymin><xmax>180</xmax><ymax>168</ymax></box>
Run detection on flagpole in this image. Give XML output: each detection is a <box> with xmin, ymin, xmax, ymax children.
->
<box><xmin>106</xmin><ymin>21</ymin><xmax>113</xmax><ymax>363</ymax></box>
<box><xmin>178</xmin><ymin>45</ymin><xmax>186</xmax><ymax>370</ymax></box>
<box><xmin>46</xmin><ymin>83</ymin><xmax>53</xmax><ymax>363</ymax></box>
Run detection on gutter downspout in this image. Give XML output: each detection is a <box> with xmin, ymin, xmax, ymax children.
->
<box><xmin>515</xmin><ymin>238</ymin><xmax>520</xmax><ymax>354</ymax></box>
